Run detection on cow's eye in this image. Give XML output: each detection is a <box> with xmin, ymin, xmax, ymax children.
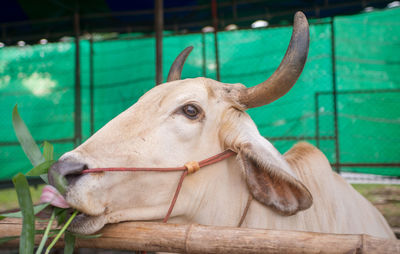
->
<box><xmin>182</xmin><ymin>104</ymin><xmax>200</xmax><ymax>119</ymax></box>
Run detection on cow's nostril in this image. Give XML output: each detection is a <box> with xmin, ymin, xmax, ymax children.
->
<box><xmin>48</xmin><ymin>161</ymin><xmax>88</xmax><ymax>189</ymax></box>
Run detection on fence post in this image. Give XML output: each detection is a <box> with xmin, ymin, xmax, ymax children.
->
<box><xmin>315</xmin><ymin>92</ymin><xmax>320</xmax><ymax>148</ymax></box>
<box><xmin>202</xmin><ymin>33</ymin><xmax>207</xmax><ymax>77</ymax></box>
<box><xmin>74</xmin><ymin>11</ymin><xmax>82</xmax><ymax>147</ymax></box>
<box><xmin>330</xmin><ymin>18</ymin><xmax>340</xmax><ymax>173</ymax></box>
<box><xmin>89</xmin><ymin>36</ymin><xmax>94</xmax><ymax>135</ymax></box>
<box><xmin>155</xmin><ymin>0</ymin><xmax>164</xmax><ymax>85</ymax></box>
<box><xmin>211</xmin><ymin>0</ymin><xmax>221</xmax><ymax>81</ymax></box>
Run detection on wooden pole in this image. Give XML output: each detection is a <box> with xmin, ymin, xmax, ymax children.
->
<box><xmin>331</xmin><ymin>19</ymin><xmax>340</xmax><ymax>174</ymax></box>
<box><xmin>1</xmin><ymin>218</ymin><xmax>399</xmax><ymax>253</ymax></box>
<box><xmin>73</xmin><ymin>11</ymin><xmax>82</xmax><ymax>147</ymax></box>
<box><xmin>155</xmin><ymin>0</ymin><xmax>164</xmax><ymax>85</ymax></box>
<box><xmin>89</xmin><ymin>35</ymin><xmax>95</xmax><ymax>135</ymax></box>
<box><xmin>211</xmin><ymin>0</ymin><xmax>221</xmax><ymax>81</ymax></box>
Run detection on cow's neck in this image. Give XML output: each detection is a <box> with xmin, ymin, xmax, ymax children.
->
<box><xmin>174</xmin><ymin>156</ymin><xmax>303</xmax><ymax>230</ymax></box>
<box><xmin>173</xmin><ymin>157</ymin><xmax>251</xmax><ymax>227</ymax></box>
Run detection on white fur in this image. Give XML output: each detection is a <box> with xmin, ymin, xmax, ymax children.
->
<box><xmin>61</xmin><ymin>78</ymin><xmax>395</xmax><ymax>239</ymax></box>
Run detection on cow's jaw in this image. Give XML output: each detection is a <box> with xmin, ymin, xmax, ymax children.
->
<box><xmin>68</xmin><ymin>213</ymin><xmax>107</xmax><ymax>235</ymax></box>
<box><xmin>64</xmin><ymin>167</ymin><xmax>188</xmax><ymax>234</ymax></box>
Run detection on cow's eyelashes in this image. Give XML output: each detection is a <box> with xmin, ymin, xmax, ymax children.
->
<box><xmin>181</xmin><ymin>104</ymin><xmax>202</xmax><ymax>120</ymax></box>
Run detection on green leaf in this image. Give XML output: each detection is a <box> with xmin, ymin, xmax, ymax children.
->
<box><xmin>45</xmin><ymin>210</ymin><xmax>78</xmax><ymax>254</ymax></box>
<box><xmin>72</xmin><ymin>232</ymin><xmax>102</xmax><ymax>239</ymax></box>
<box><xmin>55</xmin><ymin>207</ymin><xmax>68</xmax><ymax>226</ymax></box>
<box><xmin>0</xmin><ymin>203</ymin><xmax>50</xmax><ymax>219</ymax></box>
<box><xmin>64</xmin><ymin>232</ymin><xmax>76</xmax><ymax>254</ymax></box>
<box><xmin>49</xmin><ymin>170</ymin><xmax>68</xmax><ymax>195</ymax></box>
<box><xmin>36</xmin><ymin>210</ymin><xmax>55</xmax><ymax>254</ymax></box>
<box><xmin>12</xmin><ymin>105</ymin><xmax>45</xmax><ymax>167</ymax></box>
<box><xmin>35</xmin><ymin>229</ymin><xmax>60</xmax><ymax>235</ymax></box>
<box><xmin>43</xmin><ymin>141</ymin><xmax>54</xmax><ymax>161</ymax></box>
<box><xmin>26</xmin><ymin>160</ymin><xmax>55</xmax><ymax>176</ymax></box>
<box><xmin>0</xmin><ymin>236</ymin><xmax>20</xmax><ymax>245</ymax></box>
<box><xmin>13</xmin><ymin>173</ymin><xmax>35</xmax><ymax>254</ymax></box>
<box><xmin>40</xmin><ymin>174</ymin><xmax>49</xmax><ymax>184</ymax></box>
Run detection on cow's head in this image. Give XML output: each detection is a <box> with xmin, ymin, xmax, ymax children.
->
<box><xmin>49</xmin><ymin>12</ymin><xmax>313</xmax><ymax>234</ymax></box>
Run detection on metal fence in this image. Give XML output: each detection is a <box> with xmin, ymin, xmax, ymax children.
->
<box><xmin>0</xmin><ymin>8</ymin><xmax>399</xmax><ymax>187</ymax></box>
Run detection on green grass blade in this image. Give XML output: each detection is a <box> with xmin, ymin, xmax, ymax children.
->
<box><xmin>12</xmin><ymin>105</ymin><xmax>45</xmax><ymax>167</ymax></box>
<box><xmin>45</xmin><ymin>210</ymin><xmax>78</xmax><ymax>254</ymax></box>
<box><xmin>35</xmin><ymin>210</ymin><xmax>55</xmax><ymax>254</ymax></box>
<box><xmin>26</xmin><ymin>160</ymin><xmax>55</xmax><ymax>176</ymax></box>
<box><xmin>54</xmin><ymin>208</ymin><xmax>68</xmax><ymax>226</ymax></box>
<box><xmin>0</xmin><ymin>203</ymin><xmax>50</xmax><ymax>219</ymax></box>
<box><xmin>64</xmin><ymin>232</ymin><xmax>76</xmax><ymax>254</ymax></box>
<box><xmin>48</xmin><ymin>170</ymin><xmax>68</xmax><ymax>195</ymax></box>
<box><xmin>71</xmin><ymin>232</ymin><xmax>102</xmax><ymax>239</ymax></box>
<box><xmin>43</xmin><ymin>141</ymin><xmax>54</xmax><ymax>161</ymax></box>
<box><xmin>35</xmin><ymin>229</ymin><xmax>60</xmax><ymax>234</ymax></box>
<box><xmin>0</xmin><ymin>236</ymin><xmax>20</xmax><ymax>245</ymax></box>
<box><xmin>13</xmin><ymin>173</ymin><xmax>35</xmax><ymax>254</ymax></box>
<box><xmin>40</xmin><ymin>174</ymin><xmax>49</xmax><ymax>184</ymax></box>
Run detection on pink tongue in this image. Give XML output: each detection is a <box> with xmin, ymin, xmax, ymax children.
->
<box><xmin>40</xmin><ymin>185</ymin><xmax>70</xmax><ymax>208</ymax></box>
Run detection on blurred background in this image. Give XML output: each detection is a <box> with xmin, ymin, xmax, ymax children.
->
<box><xmin>0</xmin><ymin>0</ymin><xmax>399</xmax><ymax>236</ymax></box>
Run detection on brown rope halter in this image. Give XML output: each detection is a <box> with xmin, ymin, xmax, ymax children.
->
<box><xmin>81</xmin><ymin>150</ymin><xmax>251</xmax><ymax>225</ymax></box>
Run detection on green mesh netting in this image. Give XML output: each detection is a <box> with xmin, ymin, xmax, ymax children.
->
<box><xmin>0</xmin><ymin>8</ymin><xmax>399</xmax><ymax>180</ymax></box>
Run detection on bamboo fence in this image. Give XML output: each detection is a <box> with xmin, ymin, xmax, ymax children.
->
<box><xmin>0</xmin><ymin>218</ymin><xmax>399</xmax><ymax>253</ymax></box>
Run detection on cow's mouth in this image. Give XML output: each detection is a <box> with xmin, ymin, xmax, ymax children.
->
<box><xmin>40</xmin><ymin>184</ymin><xmax>107</xmax><ymax>234</ymax></box>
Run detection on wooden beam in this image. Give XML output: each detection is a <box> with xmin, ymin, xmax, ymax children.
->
<box><xmin>1</xmin><ymin>218</ymin><xmax>399</xmax><ymax>253</ymax></box>
<box><xmin>211</xmin><ymin>0</ymin><xmax>221</xmax><ymax>81</ymax></box>
<box><xmin>155</xmin><ymin>0</ymin><xmax>164</xmax><ymax>85</ymax></box>
<box><xmin>73</xmin><ymin>11</ymin><xmax>82</xmax><ymax>147</ymax></box>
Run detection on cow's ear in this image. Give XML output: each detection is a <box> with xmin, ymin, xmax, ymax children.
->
<box><xmin>237</xmin><ymin>143</ymin><xmax>313</xmax><ymax>216</ymax></box>
<box><xmin>220</xmin><ymin>108</ymin><xmax>312</xmax><ymax>215</ymax></box>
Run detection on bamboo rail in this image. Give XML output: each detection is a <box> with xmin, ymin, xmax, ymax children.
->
<box><xmin>0</xmin><ymin>218</ymin><xmax>399</xmax><ymax>253</ymax></box>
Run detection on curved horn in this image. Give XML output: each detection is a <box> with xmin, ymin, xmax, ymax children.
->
<box><xmin>165</xmin><ymin>46</ymin><xmax>193</xmax><ymax>83</ymax></box>
<box><xmin>238</xmin><ymin>12</ymin><xmax>309</xmax><ymax>108</ymax></box>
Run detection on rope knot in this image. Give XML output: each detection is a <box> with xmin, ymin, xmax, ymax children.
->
<box><xmin>184</xmin><ymin>161</ymin><xmax>200</xmax><ymax>174</ymax></box>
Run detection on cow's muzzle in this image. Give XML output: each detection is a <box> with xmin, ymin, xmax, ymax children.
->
<box><xmin>48</xmin><ymin>161</ymin><xmax>88</xmax><ymax>193</ymax></box>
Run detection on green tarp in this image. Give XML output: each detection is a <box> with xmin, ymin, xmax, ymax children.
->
<box><xmin>0</xmin><ymin>8</ymin><xmax>399</xmax><ymax>180</ymax></box>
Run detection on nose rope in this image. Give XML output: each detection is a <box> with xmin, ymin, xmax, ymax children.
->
<box><xmin>81</xmin><ymin>150</ymin><xmax>237</xmax><ymax>223</ymax></box>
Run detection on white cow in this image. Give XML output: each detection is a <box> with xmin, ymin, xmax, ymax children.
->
<box><xmin>48</xmin><ymin>12</ymin><xmax>395</xmax><ymax>239</ymax></box>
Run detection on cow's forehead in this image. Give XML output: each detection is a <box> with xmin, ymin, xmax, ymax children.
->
<box><xmin>137</xmin><ymin>77</ymin><xmax>239</xmax><ymax>109</ymax></box>
<box><xmin>158</xmin><ymin>78</ymin><xmax>210</xmax><ymax>107</ymax></box>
